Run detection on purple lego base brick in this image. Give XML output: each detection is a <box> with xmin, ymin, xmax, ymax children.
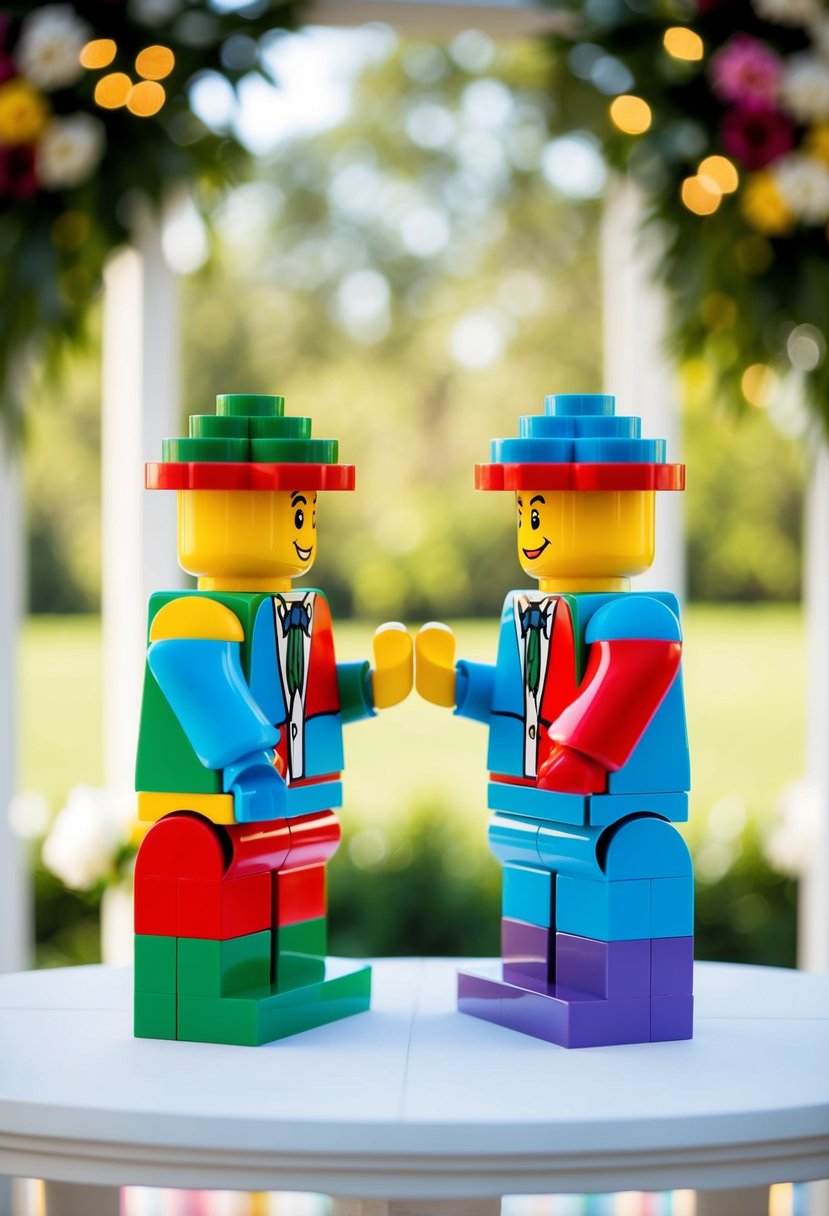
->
<box><xmin>651</xmin><ymin>936</ymin><xmax>694</xmax><ymax>995</ymax></box>
<box><xmin>651</xmin><ymin>993</ymin><xmax>694</xmax><ymax>1041</ymax></box>
<box><xmin>556</xmin><ymin>932</ymin><xmax>650</xmax><ymax>999</ymax></box>
<box><xmin>502</xmin><ymin>918</ymin><xmax>552</xmax><ymax>987</ymax></box>
<box><xmin>457</xmin><ymin>964</ymin><xmax>650</xmax><ymax>1048</ymax></box>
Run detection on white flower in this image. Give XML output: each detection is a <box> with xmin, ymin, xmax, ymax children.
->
<box><xmin>780</xmin><ymin>54</ymin><xmax>829</xmax><ymax>122</ymax></box>
<box><xmin>772</xmin><ymin>152</ymin><xmax>829</xmax><ymax>223</ymax></box>
<box><xmin>42</xmin><ymin>785</ymin><xmax>134</xmax><ymax>891</ymax></box>
<box><xmin>752</xmin><ymin>0</ymin><xmax>819</xmax><ymax>26</ymax></box>
<box><xmin>16</xmin><ymin>5</ymin><xmax>89</xmax><ymax>91</ymax></box>
<box><xmin>37</xmin><ymin>114</ymin><xmax>104</xmax><ymax>189</ymax></box>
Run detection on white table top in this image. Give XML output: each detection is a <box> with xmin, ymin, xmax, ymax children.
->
<box><xmin>0</xmin><ymin>959</ymin><xmax>826</xmax><ymax>1197</ymax></box>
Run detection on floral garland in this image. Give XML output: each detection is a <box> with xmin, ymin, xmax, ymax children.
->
<box><xmin>0</xmin><ymin>1</ymin><xmax>300</xmax><ymax>429</ymax></box>
<box><xmin>547</xmin><ymin>0</ymin><xmax>829</xmax><ymax>429</ymax></box>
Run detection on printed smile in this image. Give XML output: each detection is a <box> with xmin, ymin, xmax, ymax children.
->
<box><xmin>294</xmin><ymin>542</ymin><xmax>313</xmax><ymax>561</ymax></box>
<box><xmin>522</xmin><ymin>538</ymin><xmax>550</xmax><ymax>561</ymax></box>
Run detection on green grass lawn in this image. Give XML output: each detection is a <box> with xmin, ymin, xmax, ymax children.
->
<box><xmin>19</xmin><ymin>605</ymin><xmax>805</xmax><ymax>850</ymax></box>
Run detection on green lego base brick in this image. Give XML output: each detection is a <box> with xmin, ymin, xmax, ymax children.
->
<box><xmin>134</xmin><ymin>935</ymin><xmax>177</xmax><ymax>994</ymax></box>
<box><xmin>277</xmin><ymin>917</ymin><xmax>327</xmax><ymax>988</ymax></box>
<box><xmin>177</xmin><ymin>959</ymin><xmax>371</xmax><ymax>1046</ymax></box>
<box><xmin>178</xmin><ymin>931</ymin><xmax>271</xmax><ymax>997</ymax></box>
<box><xmin>249</xmin><ymin>415</ymin><xmax>312</xmax><ymax>440</ymax></box>
<box><xmin>135</xmin><ymin>990</ymin><xmax>176</xmax><ymax>1039</ymax></box>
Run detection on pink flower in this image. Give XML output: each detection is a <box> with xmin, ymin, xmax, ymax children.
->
<box><xmin>711</xmin><ymin>34</ymin><xmax>782</xmax><ymax>104</ymax></box>
<box><xmin>721</xmin><ymin>101</ymin><xmax>795</xmax><ymax>169</ymax></box>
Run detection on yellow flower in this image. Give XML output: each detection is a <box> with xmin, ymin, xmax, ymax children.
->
<box><xmin>0</xmin><ymin>79</ymin><xmax>49</xmax><ymax>146</ymax></box>
<box><xmin>806</xmin><ymin>123</ymin><xmax>829</xmax><ymax>167</ymax></box>
<box><xmin>741</xmin><ymin>170</ymin><xmax>793</xmax><ymax>236</ymax></box>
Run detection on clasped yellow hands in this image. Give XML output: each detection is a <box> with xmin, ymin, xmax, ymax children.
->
<box><xmin>414</xmin><ymin>622</ymin><xmax>457</xmax><ymax>708</ymax></box>
<box><xmin>370</xmin><ymin>622</ymin><xmax>414</xmax><ymax>709</ymax></box>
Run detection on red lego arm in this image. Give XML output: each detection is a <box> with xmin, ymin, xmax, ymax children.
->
<box><xmin>538</xmin><ymin>637</ymin><xmax>682</xmax><ymax>793</ymax></box>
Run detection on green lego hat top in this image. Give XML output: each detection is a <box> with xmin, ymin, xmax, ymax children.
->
<box><xmin>146</xmin><ymin>394</ymin><xmax>355</xmax><ymax>492</ymax></box>
<box><xmin>476</xmin><ymin>393</ymin><xmax>684</xmax><ymax>492</ymax></box>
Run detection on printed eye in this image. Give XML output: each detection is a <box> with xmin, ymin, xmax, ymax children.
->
<box><xmin>294</xmin><ymin>509</ymin><xmax>304</xmax><ymax>529</ymax></box>
<box><xmin>531</xmin><ymin>509</ymin><xmax>540</xmax><ymax>530</ymax></box>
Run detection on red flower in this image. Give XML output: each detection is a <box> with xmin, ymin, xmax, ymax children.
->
<box><xmin>721</xmin><ymin>102</ymin><xmax>794</xmax><ymax>170</ymax></box>
<box><xmin>0</xmin><ymin>144</ymin><xmax>38</xmax><ymax>200</ymax></box>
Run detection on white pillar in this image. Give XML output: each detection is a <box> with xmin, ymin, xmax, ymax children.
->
<box><xmin>801</xmin><ymin>440</ymin><xmax>829</xmax><ymax>974</ymax></box>
<box><xmin>601</xmin><ymin>176</ymin><xmax>685</xmax><ymax>598</ymax></box>
<box><xmin>101</xmin><ymin>208</ymin><xmax>182</xmax><ymax>795</ymax></box>
<box><xmin>0</xmin><ymin>431</ymin><xmax>32</xmax><ymax>973</ymax></box>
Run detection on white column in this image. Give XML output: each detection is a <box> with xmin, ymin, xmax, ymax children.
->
<box><xmin>0</xmin><ymin>431</ymin><xmax>32</xmax><ymax>974</ymax></box>
<box><xmin>601</xmin><ymin>176</ymin><xmax>685</xmax><ymax>598</ymax></box>
<box><xmin>801</xmin><ymin>441</ymin><xmax>829</xmax><ymax>974</ymax></box>
<box><xmin>101</xmin><ymin>208</ymin><xmax>181</xmax><ymax>795</ymax></box>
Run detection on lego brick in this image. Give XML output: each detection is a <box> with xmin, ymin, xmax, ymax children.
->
<box><xmin>502</xmin><ymin>864</ymin><xmax>554</xmax><ymax>928</ymax></box>
<box><xmin>536</xmin><ymin>821</ymin><xmax>605</xmax><ymax>880</ymax></box>
<box><xmin>555</xmin><ymin>933</ymin><xmax>650</xmax><ymax>999</ymax></box>
<box><xmin>134</xmin><ymin>875</ymin><xmax>177</xmax><ymax>936</ymax></box>
<box><xmin>149</xmin><ymin>596</ymin><xmax>244</xmax><ymax>642</ymax></box>
<box><xmin>488</xmin><ymin>813</ymin><xmax>542</xmax><ymax>868</ymax></box>
<box><xmin>502</xmin><ymin>918</ymin><xmax>553</xmax><ymax>986</ymax></box>
<box><xmin>177</xmin><ymin>872</ymin><xmax>271</xmax><ymax>940</ymax></box>
<box><xmin>651</xmin><ymin>994</ymin><xmax>694</xmax><ymax>1042</ymax></box>
<box><xmin>651</xmin><ymin>876</ymin><xmax>694</xmax><ymax>938</ymax></box>
<box><xmin>603</xmin><ymin>815</ymin><xmax>693</xmax><ymax>880</ymax></box>
<box><xmin>556</xmin><ymin>875</ymin><xmax>651</xmax><ymax>941</ymax></box>
<box><xmin>487</xmin><ymin>781</ymin><xmax>589</xmax><ymax>826</ymax></box>
<box><xmin>274</xmin><ymin>864</ymin><xmax>327</xmax><ymax>926</ymax></box>
<box><xmin>177</xmin><ymin>959</ymin><xmax>371</xmax><ymax>1046</ymax></box>
<box><xmin>136</xmin><ymin>812</ymin><xmax>228</xmax><ymax>881</ymax></box>
<box><xmin>134</xmin><ymin>934</ymin><xmax>177</xmax><ymax>994</ymax></box>
<box><xmin>475</xmin><ymin>461</ymin><xmax>684</xmax><ymax>492</ymax></box>
<box><xmin>226</xmin><ymin>817</ymin><xmax>291</xmax><ymax>878</ymax></box>
<box><xmin>216</xmin><ymin>392</ymin><xmax>285</xmax><ymax>418</ymax></box>
<box><xmin>178</xmin><ymin>930</ymin><xmax>271</xmax><ymax>997</ymax></box>
<box><xmin>588</xmin><ymin>792</ymin><xmax>688</xmax><ymax>827</ymax></box>
<box><xmin>276</xmin><ymin>917</ymin><xmax>327</xmax><ymax>988</ymax></box>
<box><xmin>286</xmin><ymin>810</ymin><xmax>341</xmax><ymax>867</ymax></box>
<box><xmin>137</xmin><ymin>791</ymin><xmax>235</xmax><ymax>825</ymax></box>
<box><xmin>134</xmin><ymin>989</ymin><xmax>176</xmax><ymax>1040</ymax></box>
<box><xmin>249</xmin><ymin>415</ymin><xmax>311</xmax><ymax>439</ymax></box>
<box><xmin>146</xmin><ymin>461</ymin><xmax>356</xmax><ymax>492</ymax></box>
<box><xmin>651</xmin><ymin>936</ymin><xmax>694</xmax><ymax>995</ymax></box>
<box><xmin>457</xmin><ymin>965</ymin><xmax>651</xmax><ymax>1048</ymax></box>
<box><xmin>585</xmin><ymin>594</ymin><xmax>681</xmax><ymax>643</ymax></box>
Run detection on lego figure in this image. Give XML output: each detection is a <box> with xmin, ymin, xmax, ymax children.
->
<box><xmin>416</xmin><ymin>393</ymin><xmax>693</xmax><ymax>1047</ymax></box>
<box><xmin>133</xmin><ymin>393</ymin><xmax>412</xmax><ymax>1045</ymax></box>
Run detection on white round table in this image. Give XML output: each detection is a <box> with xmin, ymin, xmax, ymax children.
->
<box><xmin>0</xmin><ymin>960</ymin><xmax>826</xmax><ymax>1216</ymax></box>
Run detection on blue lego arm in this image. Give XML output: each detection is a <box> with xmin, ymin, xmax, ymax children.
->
<box><xmin>455</xmin><ymin>660</ymin><xmax>496</xmax><ymax>724</ymax></box>
<box><xmin>585</xmin><ymin>594</ymin><xmax>682</xmax><ymax>643</ymax></box>
<box><xmin>337</xmin><ymin>660</ymin><xmax>376</xmax><ymax>724</ymax></box>
<box><xmin>147</xmin><ymin>637</ymin><xmax>286</xmax><ymax>822</ymax></box>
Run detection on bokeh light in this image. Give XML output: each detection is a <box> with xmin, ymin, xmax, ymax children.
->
<box><xmin>94</xmin><ymin>72</ymin><xmax>132</xmax><ymax>109</ymax></box>
<box><xmin>609</xmin><ymin>95</ymin><xmax>652</xmax><ymax>135</ymax></box>
<box><xmin>135</xmin><ymin>45</ymin><xmax>175</xmax><ymax>81</ymax></box>
<box><xmin>741</xmin><ymin>363</ymin><xmax>776</xmax><ymax>408</ymax></box>
<box><xmin>80</xmin><ymin>39</ymin><xmax>116</xmax><ymax>70</ymax></box>
<box><xmin>698</xmin><ymin>155</ymin><xmax>739</xmax><ymax>194</ymax></box>
<box><xmin>681</xmin><ymin>174</ymin><xmax>721</xmax><ymax>215</ymax></box>
<box><xmin>663</xmin><ymin>27</ymin><xmax>704</xmax><ymax>62</ymax></box>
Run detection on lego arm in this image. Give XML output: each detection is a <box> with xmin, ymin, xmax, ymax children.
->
<box><xmin>539</xmin><ymin>597</ymin><xmax>682</xmax><ymax>795</ymax></box>
<box><xmin>147</xmin><ymin>597</ymin><xmax>286</xmax><ymax>823</ymax></box>
<box><xmin>415</xmin><ymin>623</ymin><xmax>496</xmax><ymax>723</ymax></box>
<box><xmin>337</xmin><ymin>623</ymin><xmax>414</xmax><ymax>722</ymax></box>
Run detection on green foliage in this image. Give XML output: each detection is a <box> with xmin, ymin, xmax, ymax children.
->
<box><xmin>0</xmin><ymin>0</ymin><xmax>301</xmax><ymax>432</ymax></box>
<box><xmin>545</xmin><ymin>1</ymin><xmax>829</xmax><ymax>431</ymax></box>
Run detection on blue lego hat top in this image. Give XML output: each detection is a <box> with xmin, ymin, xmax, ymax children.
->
<box><xmin>476</xmin><ymin>393</ymin><xmax>684</xmax><ymax>493</ymax></box>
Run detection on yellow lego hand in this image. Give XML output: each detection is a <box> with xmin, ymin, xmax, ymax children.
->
<box><xmin>370</xmin><ymin>623</ymin><xmax>414</xmax><ymax>709</ymax></box>
<box><xmin>415</xmin><ymin>622</ymin><xmax>457</xmax><ymax>708</ymax></box>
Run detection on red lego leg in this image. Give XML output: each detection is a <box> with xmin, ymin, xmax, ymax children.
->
<box><xmin>178</xmin><ymin>872</ymin><xmax>271</xmax><ymax>940</ymax></box>
<box><xmin>286</xmin><ymin>810</ymin><xmax>341</xmax><ymax>868</ymax></box>
<box><xmin>273</xmin><ymin>864</ymin><xmax>327</xmax><ymax>927</ymax></box>
<box><xmin>225</xmin><ymin>817</ymin><xmax>291</xmax><ymax>878</ymax></box>
<box><xmin>135</xmin><ymin>811</ymin><xmax>228</xmax><ymax>881</ymax></box>
<box><xmin>134</xmin><ymin>874</ymin><xmax>178</xmax><ymax>936</ymax></box>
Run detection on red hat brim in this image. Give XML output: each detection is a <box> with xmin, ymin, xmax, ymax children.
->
<box><xmin>475</xmin><ymin>463</ymin><xmax>685</xmax><ymax>492</ymax></box>
<box><xmin>146</xmin><ymin>462</ymin><xmax>356</xmax><ymax>491</ymax></box>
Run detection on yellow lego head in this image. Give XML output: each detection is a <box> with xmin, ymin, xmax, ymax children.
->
<box><xmin>516</xmin><ymin>489</ymin><xmax>655</xmax><ymax>587</ymax></box>
<box><xmin>177</xmin><ymin>489</ymin><xmax>317</xmax><ymax>590</ymax></box>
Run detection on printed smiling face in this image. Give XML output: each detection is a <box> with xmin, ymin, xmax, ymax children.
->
<box><xmin>516</xmin><ymin>488</ymin><xmax>656</xmax><ymax>585</ymax></box>
<box><xmin>177</xmin><ymin>488</ymin><xmax>318</xmax><ymax>586</ymax></box>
